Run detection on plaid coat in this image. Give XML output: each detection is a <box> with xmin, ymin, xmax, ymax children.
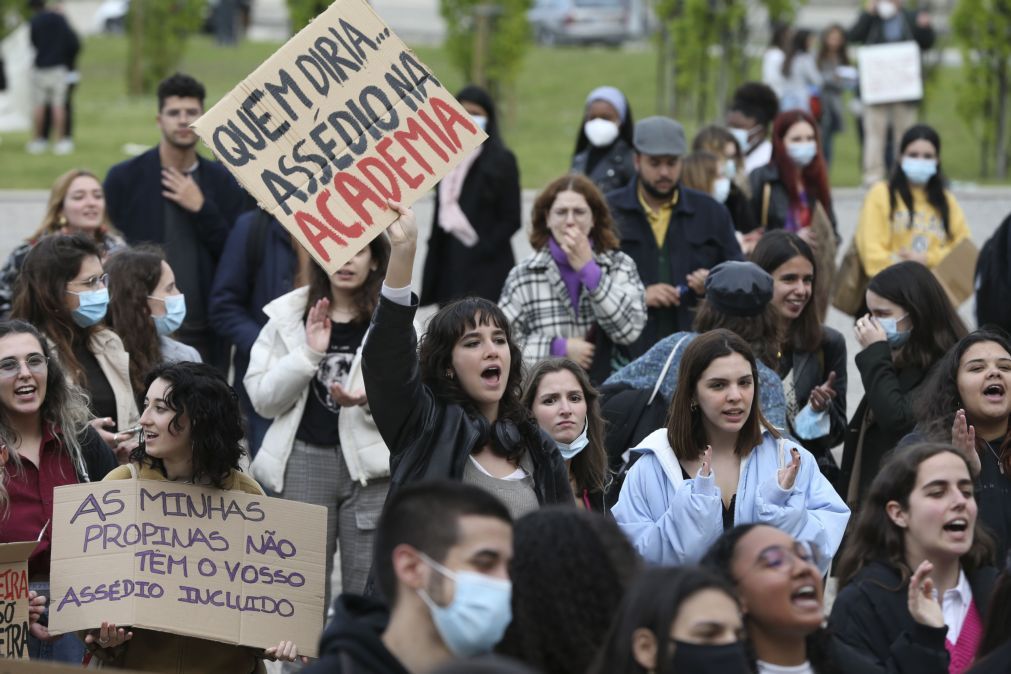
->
<box><xmin>499</xmin><ymin>248</ymin><xmax>647</xmax><ymax>367</ymax></box>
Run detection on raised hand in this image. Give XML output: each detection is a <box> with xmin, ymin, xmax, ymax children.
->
<box><xmin>305</xmin><ymin>298</ymin><xmax>332</xmax><ymax>353</ymax></box>
<box><xmin>907</xmin><ymin>560</ymin><xmax>945</xmax><ymax>628</ymax></box>
<box><xmin>951</xmin><ymin>409</ymin><xmax>981</xmax><ymax>477</ymax></box>
<box><xmin>854</xmin><ymin>313</ymin><xmax>887</xmax><ymax>349</ymax></box>
<box><xmin>329</xmin><ymin>383</ymin><xmax>367</xmax><ymax>407</ymax></box>
<box><xmin>778</xmin><ymin>447</ymin><xmax>801</xmax><ymax>490</ymax></box>
<box><xmin>565</xmin><ymin>337</ymin><xmax>595</xmax><ymax>370</ymax></box>
<box><xmin>699</xmin><ymin>444</ymin><xmax>713</xmax><ymax>478</ymax></box>
<box><xmin>559</xmin><ymin>227</ymin><xmax>593</xmax><ymax>272</ymax></box>
<box><xmin>808</xmin><ymin>371</ymin><xmax>838</xmax><ymax>412</ymax></box>
<box><xmin>85</xmin><ymin>621</ymin><xmax>133</xmax><ymax>650</ymax></box>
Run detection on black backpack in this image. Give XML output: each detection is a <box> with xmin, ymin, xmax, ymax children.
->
<box><xmin>975</xmin><ymin>212</ymin><xmax>1011</xmax><ymax>334</ymax></box>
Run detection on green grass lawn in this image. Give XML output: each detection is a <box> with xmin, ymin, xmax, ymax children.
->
<box><xmin>0</xmin><ymin>34</ymin><xmax>999</xmax><ymax>190</ymax></box>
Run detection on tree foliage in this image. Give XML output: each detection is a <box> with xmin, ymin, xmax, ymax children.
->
<box><xmin>656</xmin><ymin>0</ymin><xmax>804</xmax><ymax>124</ymax></box>
<box><xmin>286</xmin><ymin>0</ymin><xmax>329</xmax><ymax>32</ymax></box>
<box><xmin>950</xmin><ymin>0</ymin><xmax>1011</xmax><ymax>178</ymax></box>
<box><xmin>440</xmin><ymin>0</ymin><xmax>531</xmax><ymax>97</ymax></box>
<box><xmin>128</xmin><ymin>0</ymin><xmax>206</xmax><ymax>94</ymax></box>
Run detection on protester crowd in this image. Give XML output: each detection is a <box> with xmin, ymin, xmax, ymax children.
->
<box><xmin>4</xmin><ymin>0</ymin><xmax>1011</xmax><ymax>670</ymax></box>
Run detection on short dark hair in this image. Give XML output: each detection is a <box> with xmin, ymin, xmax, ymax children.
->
<box><xmin>129</xmin><ymin>361</ymin><xmax>246</xmax><ymax>489</ymax></box>
<box><xmin>373</xmin><ymin>481</ymin><xmax>512</xmax><ymax>602</ymax></box>
<box><xmin>729</xmin><ymin>82</ymin><xmax>779</xmax><ymax>127</ymax></box>
<box><xmin>157</xmin><ymin>73</ymin><xmax>206</xmax><ymax>111</ymax></box>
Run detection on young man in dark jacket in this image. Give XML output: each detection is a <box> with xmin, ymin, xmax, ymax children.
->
<box><xmin>304</xmin><ymin>481</ymin><xmax>514</xmax><ymax>674</ymax></box>
<box><xmin>606</xmin><ymin>116</ymin><xmax>743</xmax><ymax>357</ymax></box>
<box><xmin>104</xmin><ymin>73</ymin><xmax>247</xmax><ymax>370</ymax></box>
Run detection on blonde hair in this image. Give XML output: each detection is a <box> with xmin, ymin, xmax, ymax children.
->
<box><xmin>31</xmin><ymin>169</ymin><xmax>119</xmax><ymax>244</ymax></box>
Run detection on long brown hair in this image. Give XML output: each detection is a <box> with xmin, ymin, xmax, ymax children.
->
<box><xmin>836</xmin><ymin>443</ymin><xmax>996</xmax><ymax>587</ymax></box>
<box><xmin>31</xmin><ymin>169</ymin><xmax>120</xmax><ymax>246</ymax></box>
<box><xmin>522</xmin><ymin>358</ymin><xmax>609</xmax><ymax>495</ymax></box>
<box><xmin>750</xmin><ymin>230</ymin><xmax>822</xmax><ymax>353</ymax></box>
<box><xmin>10</xmin><ymin>234</ymin><xmax>104</xmax><ymax>385</ymax></box>
<box><xmin>105</xmin><ymin>246</ymin><xmax>166</xmax><ymax>397</ymax></box>
<box><xmin>666</xmin><ymin>329</ymin><xmax>778</xmax><ymax>460</ymax></box>
<box><xmin>304</xmin><ymin>235</ymin><xmax>391</xmax><ymax>323</ymax></box>
<box><xmin>769</xmin><ymin>110</ymin><xmax>832</xmax><ymax>216</ymax></box>
<box><xmin>529</xmin><ymin>174</ymin><xmax>620</xmax><ymax>252</ymax></box>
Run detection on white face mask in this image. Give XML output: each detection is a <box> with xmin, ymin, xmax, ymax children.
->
<box><xmin>723</xmin><ymin>158</ymin><xmax>737</xmax><ymax>179</ymax></box>
<box><xmin>712</xmin><ymin>177</ymin><xmax>731</xmax><ymax>203</ymax></box>
<box><xmin>584</xmin><ymin>118</ymin><xmax>620</xmax><ymax>148</ymax></box>
<box><xmin>877</xmin><ymin>0</ymin><xmax>898</xmax><ymax>18</ymax></box>
<box><xmin>555</xmin><ymin>420</ymin><xmax>590</xmax><ymax>460</ymax></box>
<box><xmin>470</xmin><ymin>115</ymin><xmax>488</xmax><ymax>132</ymax></box>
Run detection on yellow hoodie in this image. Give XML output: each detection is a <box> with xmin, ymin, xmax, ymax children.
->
<box><xmin>854</xmin><ymin>181</ymin><xmax>969</xmax><ymax>276</ymax></box>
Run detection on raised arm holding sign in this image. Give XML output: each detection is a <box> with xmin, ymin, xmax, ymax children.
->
<box><xmin>191</xmin><ymin>0</ymin><xmax>487</xmax><ymax>275</ymax></box>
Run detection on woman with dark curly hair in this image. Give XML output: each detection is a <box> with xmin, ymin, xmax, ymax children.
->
<box><xmin>245</xmin><ymin>235</ymin><xmax>392</xmax><ymax>601</ymax></box>
<box><xmin>910</xmin><ymin>331</ymin><xmax>1011</xmax><ymax>562</ymax></box>
<box><xmin>588</xmin><ymin>565</ymin><xmax>748</xmax><ymax>674</ymax></box>
<box><xmin>523</xmin><ymin>358</ymin><xmax>611</xmax><ymax>510</ymax></box>
<box><xmin>363</xmin><ymin>201</ymin><xmax>572</xmax><ymax>521</ymax></box>
<box><xmin>496</xmin><ymin>507</ymin><xmax>640</xmax><ymax>674</ymax></box>
<box><xmin>832</xmin><ymin>443</ymin><xmax>998</xmax><ymax>674</ymax></box>
<box><xmin>841</xmin><ymin>261</ymin><xmax>968</xmax><ymax>505</ymax></box>
<box><xmin>90</xmin><ymin>361</ymin><xmax>306</xmax><ymax>671</ymax></box>
<box><xmin>105</xmin><ymin>246</ymin><xmax>200</xmax><ymax>399</ymax></box>
<box><xmin>499</xmin><ymin>173</ymin><xmax>646</xmax><ymax>384</ymax></box>
<box><xmin>11</xmin><ymin>233</ymin><xmax>138</xmax><ymax>458</ymax></box>
<box><xmin>0</xmin><ymin>319</ymin><xmax>116</xmax><ymax>663</ymax></box>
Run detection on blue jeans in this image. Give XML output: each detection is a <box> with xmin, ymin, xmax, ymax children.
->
<box><xmin>27</xmin><ymin>580</ymin><xmax>87</xmax><ymax>664</ymax></box>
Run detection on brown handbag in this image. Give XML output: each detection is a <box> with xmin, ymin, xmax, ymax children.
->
<box><xmin>832</xmin><ymin>241</ymin><xmax>869</xmax><ymax>316</ymax></box>
<box><xmin>809</xmin><ymin>201</ymin><xmax>837</xmax><ymax>321</ymax></box>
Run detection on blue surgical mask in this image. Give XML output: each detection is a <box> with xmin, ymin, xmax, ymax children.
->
<box><xmin>787</xmin><ymin>141</ymin><xmax>818</xmax><ymax>167</ymax></box>
<box><xmin>470</xmin><ymin>115</ymin><xmax>488</xmax><ymax>132</ymax></box>
<box><xmin>556</xmin><ymin>420</ymin><xmax>590</xmax><ymax>460</ymax></box>
<box><xmin>794</xmin><ymin>402</ymin><xmax>831</xmax><ymax>440</ymax></box>
<box><xmin>723</xmin><ymin>158</ymin><xmax>737</xmax><ymax>179</ymax></box>
<box><xmin>712</xmin><ymin>177</ymin><xmax>731</xmax><ymax>203</ymax></box>
<box><xmin>417</xmin><ymin>553</ymin><xmax>512</xmax><ymax>657</ymax></box>
<box><xmin>67</xmin><ymin>288</ymin><xmax>109</xmax><ymax>327</ymax></box>
<box><xmin>149</xmin><ymin>294</ymin><xmax>187</xmax><ymax>336</ymax></box>
<box><xmin>730</xmin><ymin>126</ymin><xmax>758</xmax><ymax>153</ymax></box>
<box><xmin>901</xmin><ymin>157</ymin><xmax>937</xmax><ymax>185</ymax></box>
<box><xmin>878</xmin><ymin>314</ymin><xmax>910</xmax><ymax>347</ymax></box>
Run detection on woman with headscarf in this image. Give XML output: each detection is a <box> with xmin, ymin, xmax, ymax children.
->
<box><xmin>570</xmin><ymin>86</ymin><xmax>636</xmax><ymax>195</ymax></box>
<box><xmin>420</xmin><ymin>85</ymin><xmax>522</xmax><ymax>307</ymax></box>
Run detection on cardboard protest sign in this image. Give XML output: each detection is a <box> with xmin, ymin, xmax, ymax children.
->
<box><xmin>858</xmin><ymin>41</ymin><xmax>923</xmax><ymax>105</ymax></box>
<box><xmin>0</xmin><ymin>541</ymin><xmax>36</xmax><ymax>659</ymax></box>
<box><xmin>47</xmin><ymin>480</ymin><xmax>327</xmax><ymax>657</ymax></box>
<box><xmin>192</xmin><ymin>0</ymin><xmax>487</xmax><ymax>274</ymax></box>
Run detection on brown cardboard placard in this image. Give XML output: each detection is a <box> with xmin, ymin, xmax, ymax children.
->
<box><xmin>933</xmin><ymin>237</ymin><xmax>979</xmax><ymax>307</ymax></box>
<box><xmin>192</xmin><ymin>0</ymin><xmax>487</xmax><ymax>274</ymax></box>
<box><xmin>0</xmin><ymin>541</ymin><xmax>36</xmax><ymax>659</ymax></box>
<box><xmin>0</xmin><ymin>661</ymin><xmax>145</xmax><ymax>673</ymax></box>
<box><xmin>47</xmin><ymin>480</ymin><xmax>327</xmax><ymax>657</ymax></box>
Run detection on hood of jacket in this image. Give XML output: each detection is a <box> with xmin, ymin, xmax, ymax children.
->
<box><xmin>313</xmin><ymin>594</ymin><xmax>409</xmax><ymax>674</ymax></box>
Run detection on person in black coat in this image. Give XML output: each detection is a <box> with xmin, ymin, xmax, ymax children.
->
<box><xmin>750</xmin><ymin>231</ymin><xmax>846</xmax><ymax>479</ymax></box>
<box><xmin>103</xmin><ymin>74</ymin><xmax>247</xmax><ymax>370</ymax></box>
<box><xmin>570</xmin><ymin>86</ymin><xmax>636</xmax><ymax>195</ymax></box>
<box><xmin>840</xmin><ymin>261</ymin><xmax>967</xmax><ymax>505</ymax></box>
<box><xmin>365</xmin><ymin>202</ymin><xmax>572</xmax><ymax>519</ymax></box>
<box><xmin>606</xmin><ymin>116</ymin><xmax>744</xmax><ymax>356</ymax></box>
<box><xmin>833</xmin><ymin>443</ymin><xmax>999</xmax><ymax>674</ymax></box>
<box><xmin>421</xmin><ymin>85</ymin><xmax>521</xmax><ymax>307</ymax></box>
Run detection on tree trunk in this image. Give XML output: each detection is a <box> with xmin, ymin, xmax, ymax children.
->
<box><xmin>128</xmin><ymin>0</ymin><xmax>144</xmax><ymax>95</ymax></box>
<box><xmin>996</xmin><ymin>57</ymin><xmax>1009</xmax><ymax>180</ymax></box>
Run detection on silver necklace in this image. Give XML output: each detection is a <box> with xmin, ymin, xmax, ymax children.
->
<box><xmin>982</xmin><ymin>439</ymin><xmax>1006</xmax><ymax>475</ymax></box>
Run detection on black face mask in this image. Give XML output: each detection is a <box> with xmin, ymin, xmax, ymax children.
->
<box><xmin>669</xmin><ymin>640</ymin><xmax>751</xmax><ymax>674</ymax></box>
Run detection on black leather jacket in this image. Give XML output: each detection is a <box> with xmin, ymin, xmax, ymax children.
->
<box><xmin>362</xmin><ymin>295</ymin><xmax>573</xmax><ymax>506</ymax></box>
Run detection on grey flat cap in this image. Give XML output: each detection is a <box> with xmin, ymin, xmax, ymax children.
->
<box><xmin>633</xmin><ymin>116</ymin><xmax>687</xmax><ymax>156</ymax></box>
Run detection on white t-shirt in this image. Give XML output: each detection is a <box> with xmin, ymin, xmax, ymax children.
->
<box><xmin>745</xmin><ymin>140</ymin><xmax>773</xmax><ymax>175</ymax></box>
<box><xmin>757</xmin><ymin>661</ymin><xmax>815</xmax><ymax>674</ymax></box>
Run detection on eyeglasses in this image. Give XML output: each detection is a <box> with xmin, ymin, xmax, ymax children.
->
<box><xmin>0</xmin><ymin>354</ymin><xmax>49</xmax><ymax>378</ymax></box>
<box><xmin>66</xmin><ymin>274</ymin><xmax>109</xmax><ymax>291</ymax></box>
<box><xmin>750</xmin><ymin>541</ymin><xmax>821</xmax><ymax>574</ymax></box>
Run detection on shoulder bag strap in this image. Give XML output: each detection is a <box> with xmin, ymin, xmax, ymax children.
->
<box><xmin>648</xmin><ymin>335</ymin><xmax>691</xmax><ymax>406</ymax></box>
<box><xmin>761</xmin><ymin>182</ymin><xmax>771</xmax><ymax>229</ymax></box>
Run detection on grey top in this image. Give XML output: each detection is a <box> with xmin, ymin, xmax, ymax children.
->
<box><xmin>160</xmin><ymin>335</ymin><xmax>202</xmax><ymax>364</ymax></box>
<box><xmin>462</xmin><ymin>451</ymin><xmax>540</xmax><ymax>520</ymax></box>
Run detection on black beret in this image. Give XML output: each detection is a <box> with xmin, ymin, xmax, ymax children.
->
<box><xmin>704</xmin><ymin>261</ymin><xmax>774</xmax><ymax>317</ymax></box>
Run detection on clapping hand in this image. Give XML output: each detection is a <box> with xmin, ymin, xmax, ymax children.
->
<box><xmin>305</xmin><ymin>298</ymin><xmax>332</xmax><ymax>354</ymax></box>
<box><xmin>808</xmin><ymin>371</ymin><xmax>838</xmax><ymax>412</ymax></box>
<box><xmin>907</xmin><ymin>560</ymin><xmax>945</xmax><ymax>628</ymax></box>
<box><xmin>951</xmin><ymin>409</ymin><xmax>982</xmax><ymax>477</ymax></box>
<box><xmin>778</xmin><ymin>447</ymin><xmax>801</xmax><ymax>490</ymax></box>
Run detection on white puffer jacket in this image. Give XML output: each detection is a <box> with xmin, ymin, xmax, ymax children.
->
<box><xmin>244</xmin><ymin>286</ymin><xmax>395</xmax><ymax>494</ymax></box>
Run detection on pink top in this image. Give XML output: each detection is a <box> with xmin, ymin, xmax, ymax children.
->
<box><xmin>945</xmin><ymin>598</ymin><xmax>983</xmax><ymax>674</ymax></box>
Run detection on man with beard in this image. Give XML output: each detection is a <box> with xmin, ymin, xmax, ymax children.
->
<box><xmin>104</xmin><ymin>73</ymin><xmax>246</xmax><ymax>369</ymax></box>
<box><xmin>606</xmin><ymin>116</ymin><xmax>743</xmax><ymax>355</ymax></box>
